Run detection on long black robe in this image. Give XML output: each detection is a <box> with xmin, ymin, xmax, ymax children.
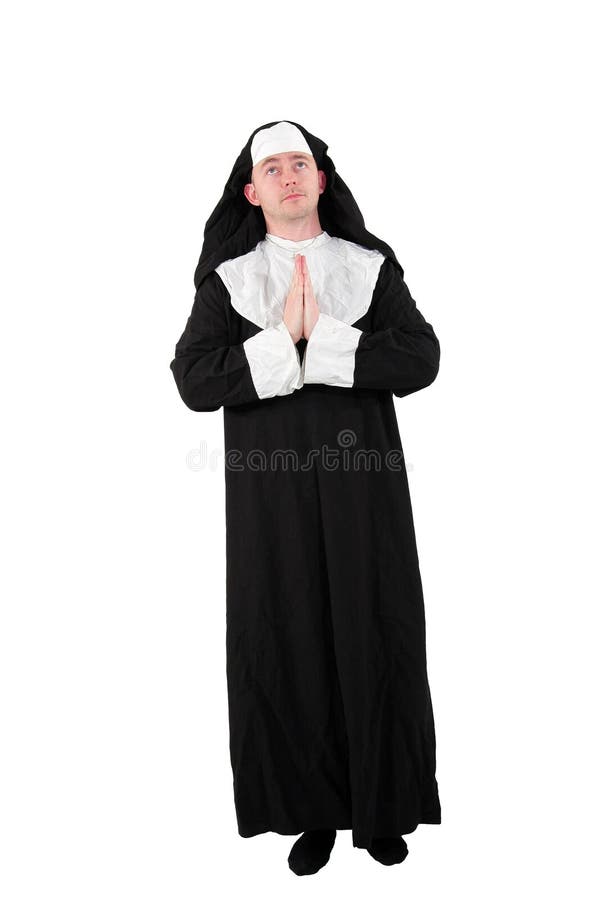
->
<box><xmin>170</xmin><ymin>238</ymin><xmax>442</xmax><ymax>848</ymax></box>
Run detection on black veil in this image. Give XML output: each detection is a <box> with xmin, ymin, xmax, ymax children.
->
<box><xmin>193</xmin><ymin>119</ymin><xmax>404</xmax><ymax>291</ymax></box>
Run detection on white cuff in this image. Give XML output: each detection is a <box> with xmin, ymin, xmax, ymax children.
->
<box><xmin>243</xmin><ymin>321</ymin><xmax>302</xmax><ymax>399</ymax></box>
<box><xmin>302</xmin><ymin>313</ymin><xmax>363</xmax><ymax>388</ymax></box>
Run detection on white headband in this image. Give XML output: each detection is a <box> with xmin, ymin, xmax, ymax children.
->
<box><xmin>250</xmin><ymin>121</ymin><xmax>313</xmax><ymax>167</ymax></box>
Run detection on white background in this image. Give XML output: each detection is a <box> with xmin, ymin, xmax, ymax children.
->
<box><xmin>1</xmin><ymin>1</ymin><xmax>598</xmax><ymax>897</ymax></box>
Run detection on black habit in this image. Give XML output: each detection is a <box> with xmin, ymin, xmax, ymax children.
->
<box><xmin>170</xmin><ymin>121</ymin><xmax>442</xmax><ymax>848</ymax></box>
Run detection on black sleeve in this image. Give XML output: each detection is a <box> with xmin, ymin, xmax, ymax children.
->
<box><xmin>353</xmin><ymin>257</ymin><xmax>441</xmax><ymax>397</ymax></box>
<box><xmin>170</xmin><ymin>271</ymin><xmax>302</xmax><ymax>411</ymax></box>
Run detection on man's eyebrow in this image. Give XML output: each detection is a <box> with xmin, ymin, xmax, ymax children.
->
<box><xmin>260</xmin><ymin>153</ymin><xmax>311</xmax><ymax>169</ymax></box>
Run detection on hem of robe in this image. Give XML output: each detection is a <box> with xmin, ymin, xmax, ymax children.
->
<box><xmin>235</xmin><ymin>805</ymin><xmax>441</xmax><ymax>849</ymax></box>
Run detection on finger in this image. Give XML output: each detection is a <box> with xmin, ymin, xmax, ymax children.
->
<box><xmin>290</xmin><ymin>260</ymin><xmax>302</xmax><ymax>302</ymax></box>
<box><xmin>293</xmin><ymin>255</ymin><xmax>302</xmax><ymax>284</ymax></box>
<box><xmin>303</xmin><ymin>264</ymin><xmax>312</xmax><ymax>293</ymax></box>
<box><xmin>297</xmin><ymin>256</ymin><xmax>305</xmax><ymax>292</ymax></box>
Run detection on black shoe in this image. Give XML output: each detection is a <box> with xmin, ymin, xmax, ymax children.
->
<box><xmin>288</xmin><ymin>829</ymin><xmax>337</xmax><ymax>875</ymax></box>
<box><xmin>367</xmin><ymin>835</ymin><xmax>409</xmax><ymax>866</ymax></box>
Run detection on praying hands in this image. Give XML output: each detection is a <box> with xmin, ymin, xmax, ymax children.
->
<box><xmin>283</xmin><ymin>254</ymin><xmax>320</xmax><ymax>343</ymax></box>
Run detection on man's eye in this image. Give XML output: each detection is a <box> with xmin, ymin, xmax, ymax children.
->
<box><xmin>266</xmin><ymin>162</ymin><xmax>306</xmax><ymax>175</ymax></box>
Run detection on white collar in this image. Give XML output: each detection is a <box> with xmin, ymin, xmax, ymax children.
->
<box><xmin>215</xmin><ymin>233</ymin><xmax>385</xmax><ymax>330</ymax></box>
<box><xmin>264</xmin><ymin>230</ymin><xmax>332</xmax><ymax>251</ymax></box>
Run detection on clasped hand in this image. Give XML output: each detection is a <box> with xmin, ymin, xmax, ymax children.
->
<box><xmin>283</xmin><ymin>254</ymin><xmax>320</xmax><ymax>343</ymax></box>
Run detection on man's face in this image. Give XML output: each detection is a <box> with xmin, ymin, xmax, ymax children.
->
<box><xmin>243</xmin><ymin>151</ymin><xmax>326</xmax><ymax>226</ymax></box>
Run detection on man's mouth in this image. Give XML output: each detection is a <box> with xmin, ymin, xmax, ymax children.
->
<box><xmin>284</xmin><ymin>193</ymin><xmax>304</xmax><ymax>201</ymax></box>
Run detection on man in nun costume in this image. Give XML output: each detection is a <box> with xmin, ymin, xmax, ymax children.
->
<box><xmin>170</xmin><ymin>120</ymin><xmax>442</xmax><ymax>875</ymax></box>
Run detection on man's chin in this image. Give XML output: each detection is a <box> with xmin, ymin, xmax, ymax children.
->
<box><xmin>282</xmin><ymin>202</ymin><xmax>316</xmax><ymax>218</ymax></box>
